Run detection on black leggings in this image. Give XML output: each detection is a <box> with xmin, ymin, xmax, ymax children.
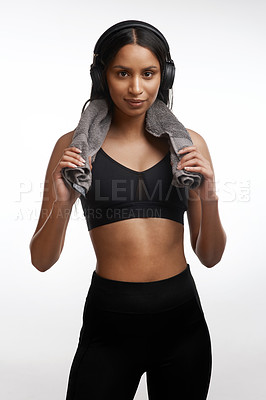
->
<box><xmin>66</xmin><ymin>264</ymin><xmax>212</xmax><ymax>399</ymax></box>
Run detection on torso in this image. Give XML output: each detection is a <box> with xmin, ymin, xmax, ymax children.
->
<box><xmin>89</xmin><ymin>129</ymin><xmax>188</xmax><ymax>282</ymax></box>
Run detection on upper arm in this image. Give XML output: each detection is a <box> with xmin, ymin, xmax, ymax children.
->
<box><xmin>32</xmin><ymin>131</ymin><xmax>75</xmax><ymax>237</ymax></box>
<box><xmin>185</xmin><ymin>128</ymin><xmax>216</xmax><ymax>252</ymax></box>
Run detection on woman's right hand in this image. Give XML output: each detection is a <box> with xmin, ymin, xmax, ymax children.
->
<box><xmin>51</xmin><ymin>146</ymin><xmax>89</xmax><ymax>204</ymax></box>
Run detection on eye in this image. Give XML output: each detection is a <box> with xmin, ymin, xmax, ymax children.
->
<box><xmin>118</xmin><ymin>71</ymin><xmax>129</xmax><ymax>78</ymax></box>
<box><xmin>143</xmin><ymin>71</ymin><xmax>154</xmax><ymax>78</ymax></box>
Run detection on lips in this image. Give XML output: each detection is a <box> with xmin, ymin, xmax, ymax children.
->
<box><xmin>125</xmin><ymin>99</ymin><xmax>145</xmax><ymax>102</ymax></box>
<box><xmin>125</xmin><ymin>99</ymin><xmax>146</xmax><ymax>107</ymax></box>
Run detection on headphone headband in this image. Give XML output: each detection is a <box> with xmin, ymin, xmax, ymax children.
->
<box><xmin>93</xmin><ymin>20</ymin><xmax>172</xmax><ymax>61</ymax></box>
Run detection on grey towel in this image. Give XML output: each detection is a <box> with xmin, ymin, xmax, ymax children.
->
<box><xmin>61</xmin><ymin>99</ymin><xmax>203</xmax><ymax>198</ymax></box>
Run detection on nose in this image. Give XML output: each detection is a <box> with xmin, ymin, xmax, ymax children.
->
<box><xmin>129</xmin><ymin>75</ymin><xmax>143</xmax><ymax>95</ymax></box>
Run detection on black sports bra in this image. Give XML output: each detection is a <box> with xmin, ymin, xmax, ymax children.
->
<box><xmin>80</xmin><ymin>148</ymin><xmax>189</xmax><ymax>231</ymax></box>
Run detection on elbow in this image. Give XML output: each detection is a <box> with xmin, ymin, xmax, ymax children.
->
<box><xmin>30</xmin><ymin>256</ymin><xmax>56</xmax><ymax>273</ymax></box>
<box><xmin>202</xmin><ymin>258</ymin><xmax>222</xmax><ymax>268</ymax></box>
<box><xmin>196</xmin><ymin>234</ymin><xmax>227</xmax><ymax>269</ymax></box>
<box><xmin>199</xmin><ymin>254</ymin><xmax>223</xmax><ymax>268</ymax></box>
<box><xmin>31</xmin><ymin>259</ymin><xmax>50</xmax><ymax>273</ymax></box>
<box><xmin>29</xmin><ymin>239</ymin><xmax>44</xmax><ymax>272</ymax></box>
<box><xmin>30</xmin><ymin>252</ymin><xmax>49</xmax><ymax>272</ymax></box>
<box><xmin>29</xmin><ymin>241</ymin><xmax>57</xmax><ymax>273</ymax></box>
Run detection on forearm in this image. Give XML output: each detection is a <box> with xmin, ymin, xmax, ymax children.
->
<box><xmin>30</xmin><ymin>200</ymin><xmax>73</xmax><ymax>272</ymax></box>
<box><xmin>195</xmin><ymin>195</ymin><xmax>227</xmax><ymax>267</ymax></box>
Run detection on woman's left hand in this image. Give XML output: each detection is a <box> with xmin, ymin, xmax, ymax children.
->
<box><xmin>177</xmin><ymin>146</ymin><xmax>218</xmax><ymax>201</ymax></box>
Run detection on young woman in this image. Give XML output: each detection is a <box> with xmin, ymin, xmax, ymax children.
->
<box><xmin>30</xmin><ymin>20</ymin><xmax>226</xmax><ymax>400</ymax></box>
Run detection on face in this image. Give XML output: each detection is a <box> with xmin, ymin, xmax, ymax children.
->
<box><xmin>106</xmin><ymin>44</ymin><xmax>161</xmax><ymax>118</ymax></box>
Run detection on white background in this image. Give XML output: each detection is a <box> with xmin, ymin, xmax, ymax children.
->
<box><xmin>1</xmin><ymin>0</ymin><xmax>265</xmax><ymax>399</ymax></box>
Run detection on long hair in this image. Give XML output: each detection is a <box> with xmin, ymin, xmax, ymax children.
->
<box><xmin>82</xmin><ymin>26</ymin><xmax>173</xmax><ymax>113</ymax></box>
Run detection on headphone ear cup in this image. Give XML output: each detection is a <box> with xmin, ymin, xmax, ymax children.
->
<box><xmin>161</xmin><ymin>62</ymin><xmax>175</xmax><ymax>90</ymax></box>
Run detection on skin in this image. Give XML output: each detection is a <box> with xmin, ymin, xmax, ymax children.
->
<box><xmin>29</xmin><ymin>44</ymin><xmax>226</xmax><ymax>280</ymax></box>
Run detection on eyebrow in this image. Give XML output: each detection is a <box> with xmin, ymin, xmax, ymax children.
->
<box><xmin>112</xmin><ymin>65</ymin><xmax>158</xmax><ymax>70</ymax></box>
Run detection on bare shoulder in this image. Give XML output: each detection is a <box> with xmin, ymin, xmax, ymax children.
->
<box><xmin>186</xmin><ymin>128</ymin><xmax>207</xmax><ymax>152</ymax></box>
<box><xmin>46</xmin><ymin>129</ymin><xmax>76</xmax><ymax>190</ymax></box>
<box><xmin>54</xmin><ymin>130</ymin><xmax>75</xmax><ymax>151</ymax></box>
<box><xmin>48</xmin><ymin>130</ymin><xmax>75</xmax><ymax>168</ymax></box>
<box><xmin>32</xmin><ymin>130</ymin><xmax>75</xmax><ymax>236</ymax></box>
<box><xmin>42</xmin><ymin>128</ymin><xmax>75</xmax><ymax>192</ymax></box>
<box><xmin>186</xmin><ymin>128</ymin><xmax>214</xmax><ymax>168</ymax></box>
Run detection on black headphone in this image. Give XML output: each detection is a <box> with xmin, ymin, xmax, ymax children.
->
<box><xmin>90</xmin><ymin>20</ymin><xmax>175</xmax><ymax>91</ymax></box>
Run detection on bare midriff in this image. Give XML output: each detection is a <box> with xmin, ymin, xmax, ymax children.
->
<box><xmin>89</xmin><ymin>217</ymin><xmax>187</xmax><ymax>282</ymax></box>
<box><xmin>88</xmin><ymin>133</ymin><xmax>187</xmax><ymax>282</ymax></box>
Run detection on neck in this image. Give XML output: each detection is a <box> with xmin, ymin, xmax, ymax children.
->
<box><xmin>110</xmin><ymin>106</ymin><xmax>147</xmax><ymax>141</ymax></box>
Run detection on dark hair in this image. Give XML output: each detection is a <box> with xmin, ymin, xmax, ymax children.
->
<box><xmin>82</xmin><ymin>27</ymin><xmax>173</xmax><ymax>113</ymax></box>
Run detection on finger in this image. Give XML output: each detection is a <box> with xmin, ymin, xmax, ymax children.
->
<box><xmin>180</xmin><ymin>150</ymin><xmax>206</xmax><ymax>164</ymax></box>
<box><xmin>59</xmin><ymin>160</ymin><xmax>82</xmax><ymax>168</ymax></box>
<box><xmin>64</xmin><ymin>151</ymin><xmax>86</xmax><ymax>163</ymax></box>
<box><xmin>178</xmin><ymin>158</ymin><xmax>209</xmax><ymax>170</ymax></box>
<box><xmin>62</xmin><ymin>154</ymin><xmax>86</xmax><ymax>166</ymax></box>
<box><xmin>178</xmin><ymin>146</ymin><xmax>197</xmax><ymax>154</ymax></box>
<box><xmin>180</xmin><ymin>156</ymin><xmax>207</xmax><ymax>169</ymax></box>
<box><xmin>65</xmin><ymin>147</ymin><xmax>82</xmax><ymax>154</ymax></box>
<box><xmin>88</xmin><ymin>156</ymin><xmax>93</xmax><ymax>171</ymax></box>
<box><xmin>184</xmin><ymin>165</ymin><xmax>213</xmax><ymax>179</ymax></box>
<box><xmin>184</xmin><ymin>166</ymin><xmax>205</xmax><ymax>171</ymax></box>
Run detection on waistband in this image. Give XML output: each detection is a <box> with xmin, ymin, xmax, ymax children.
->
<box><xmin>87</xmin><ymin>264</ymin><xmax>201</xmax><ymax>314</ymax></box>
